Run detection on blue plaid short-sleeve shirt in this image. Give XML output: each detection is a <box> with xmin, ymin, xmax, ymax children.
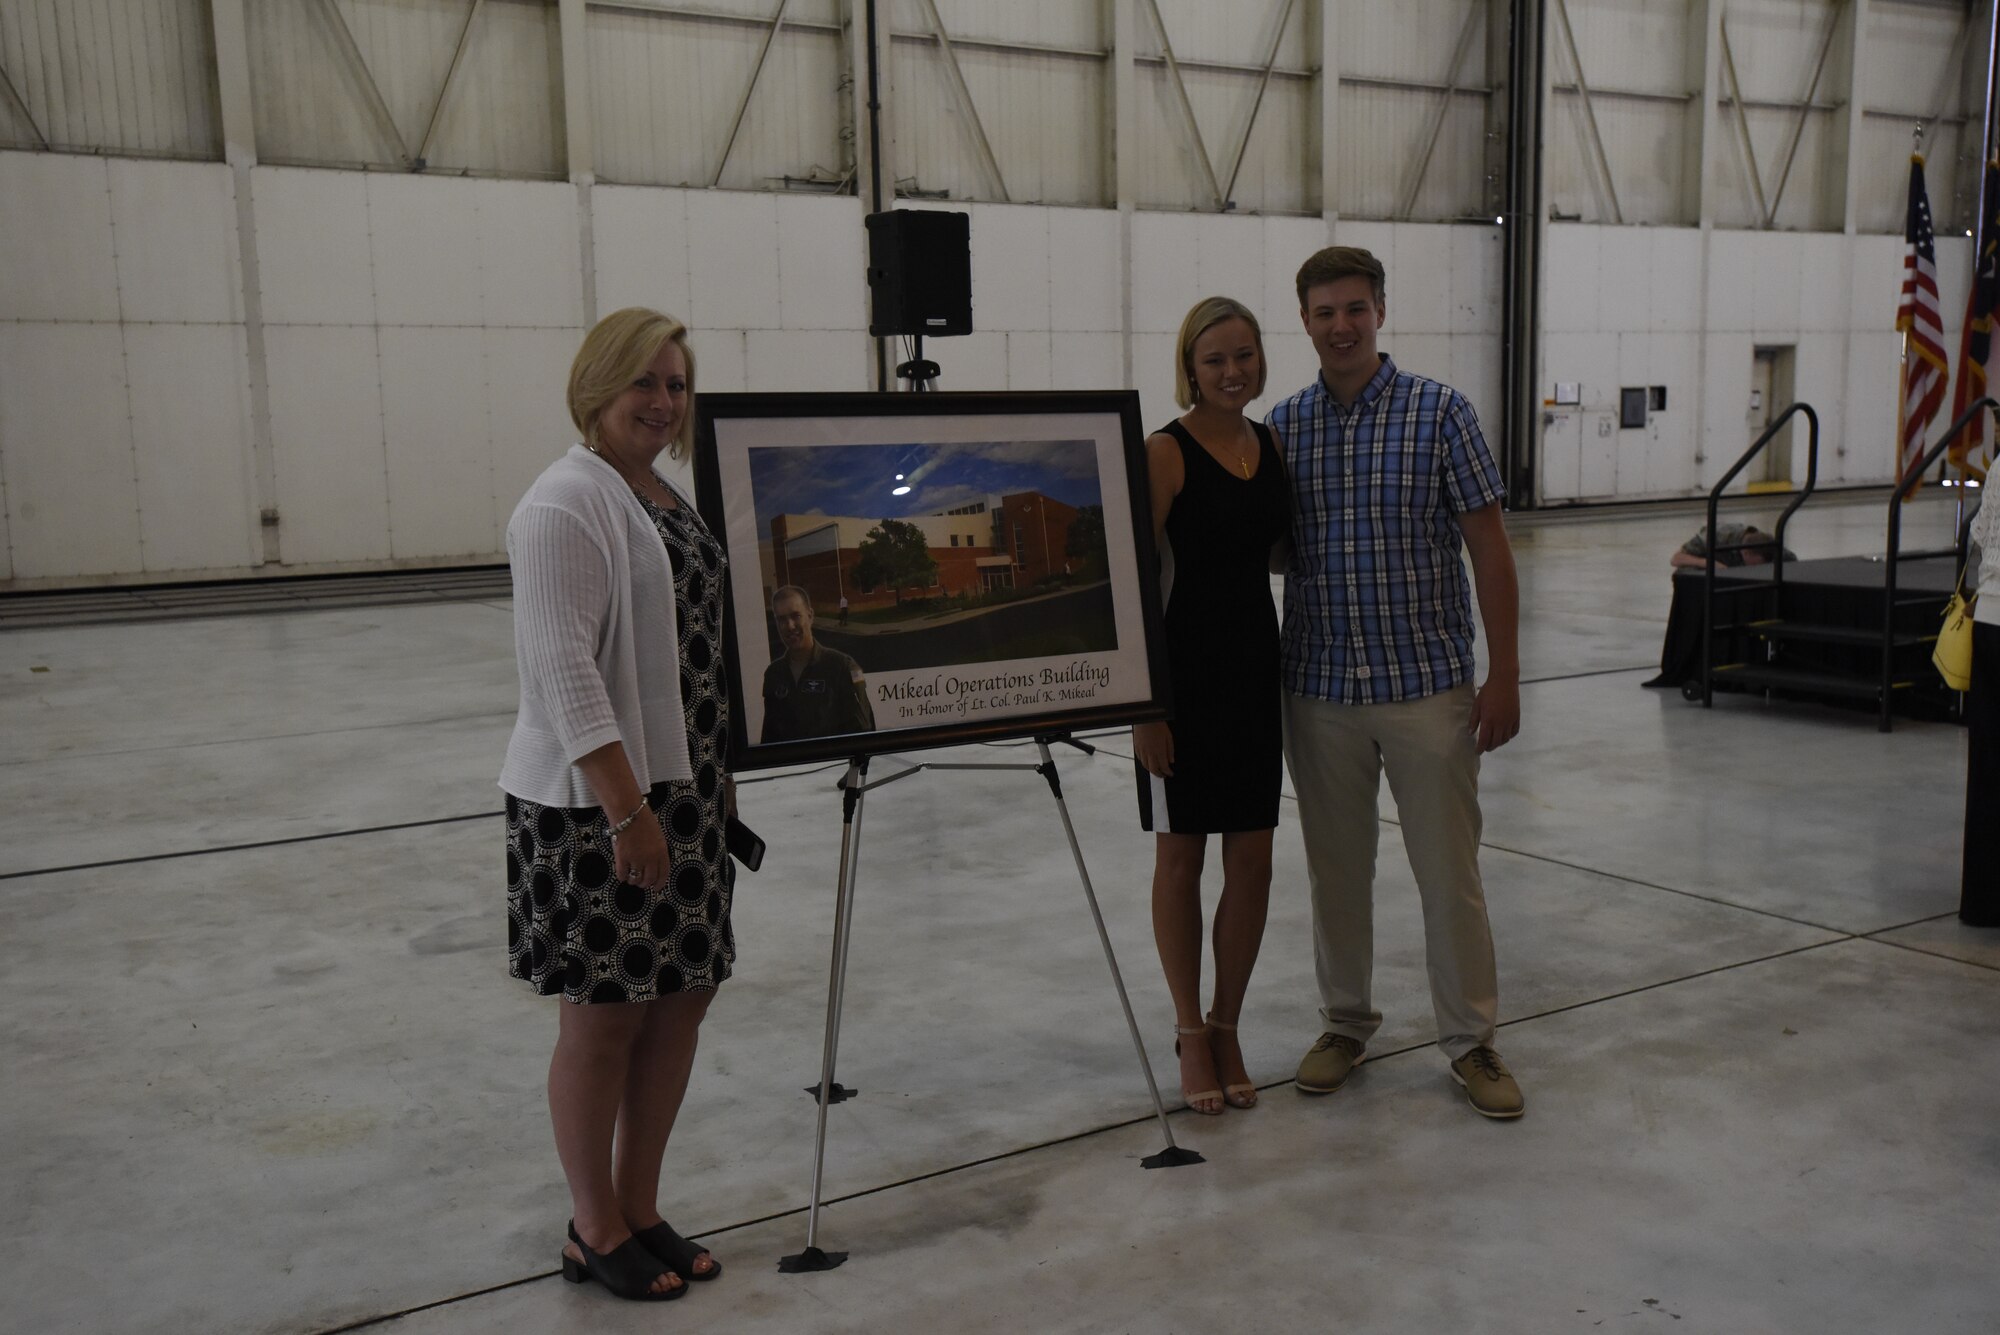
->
<box><xmin>1267</xmin><ymin>355</ymin><xmax>1506</xmax><ymax>705</ymax></box>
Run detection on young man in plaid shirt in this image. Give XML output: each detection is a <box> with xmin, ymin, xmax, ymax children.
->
<box><xmin>1267</xmin><ymin>246</ymin><xmax>1525</xmax><ymax>1119</ymax></box>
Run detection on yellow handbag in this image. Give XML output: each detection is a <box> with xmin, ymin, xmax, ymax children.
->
<box><xmin>1934</xmin><ymin>568</ymin><xmax>1975</xmax><ymax>691</ymax></box>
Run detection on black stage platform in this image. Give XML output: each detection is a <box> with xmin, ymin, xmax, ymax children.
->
<box><xmin>1647</xmin><ymin>554</ymin><xmax>1961</xmax><ymax>719</ymax></box>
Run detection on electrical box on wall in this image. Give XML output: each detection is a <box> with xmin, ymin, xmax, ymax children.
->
<box><xmin>1620</xmin><ymin>387</ymin><xmax>1647</xmax><ymax>429</ymax></box>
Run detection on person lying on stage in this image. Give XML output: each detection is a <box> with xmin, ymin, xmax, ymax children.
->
<box><xmin>1669</xmin><ymin>522</ymin><xmax>1794</xmax><ymax>571</ymax></box>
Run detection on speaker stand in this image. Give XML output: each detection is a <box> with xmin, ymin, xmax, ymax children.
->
<box><xmin>896</xmin><ymin>334</ymin><xmax>941</xmax><ymax>392</ymax></box>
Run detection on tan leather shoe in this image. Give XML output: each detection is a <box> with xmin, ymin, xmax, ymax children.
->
<box><xmin>1449</xmin><ymin>1045</ymin><xmax>1525</xmax><ymax>1119</ymax></box>
<box><xmin>1295</xmin><ymin>1032</ymin><xmax>1366</xmax><ymax>1094</ymax></box>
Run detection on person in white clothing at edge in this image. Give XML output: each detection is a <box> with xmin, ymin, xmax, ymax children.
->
<box><xmin>500</xmin><ymin>308</ymin><xmax>734</xmax><ymax>1303</ymax></box>
<box><xmin>1961</xmin><ymin>489</ymin><xmax>1998</xmax><ymax>925</ymax></box>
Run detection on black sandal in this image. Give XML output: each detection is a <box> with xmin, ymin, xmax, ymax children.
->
<box><xmin>634</xmin><ymin>1220</ymin><xmax>723</xmax><ymax>1282</ymax></box>
<box><xmin>561</xmin><ymin>1221</ymin><xmax>687</xmax><ymax>1301</ymax></box>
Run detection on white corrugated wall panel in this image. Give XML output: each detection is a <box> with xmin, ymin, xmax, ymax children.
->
<box><xmin>592</xmin><ymin>184</ymin><xmax>693</xmax><ymax>323</ymax></box>
<box><xmin>1128</xmin><ymin>0</ymin><xmax>1313</xmax><ymax>213</ymax></box>
<box><xmin>774</xmin><ymin>192</ymin><xmax>865</xmax><ymax>329</ymax></box>
<box><xmin>1561</xmin><ymin>0</ymin><xmax>1695</xmax><ymax>97</ymax></box>
<box><xmin>1716</xmin><ymin>0</ymin><xmax>1845</xmax><ymax>230</ymax></box>
<box><xmin>906</xmin><ymin>0</ymin><xmax>1102</xmax><ymax>51</ymax></box>
<box><xmin>1547</xmin><ymin>92</ymin><xmax>1694</xmax><ymax>225</ymax></box>
<box><xmin>380</xmin><ymin>325</ymin><xmax>496</xmax><ymax>560</ymax></box>
<box><xmin>1545</xmin><ymin>0</ymin><xmax>1695</xmax><ymax>225</ymax></box>
<box><xmin>1335</xmin><ymin>0</ymin><xmax>1478</xmax><ymax>84</ymax></box>
<box><xmin>486</xmin><ymin>325</ymin><xmax>583</xmax><ymax>521</ymax></box>
<box><xmin>107</xmin><ymin>158</ymin><xmax>242</xmax><ymax>325</ymax></box>
<box><xmin>0</xmin><ymin>150</ymin><xmax>120</xmax><ymax>322</ymax></box>
<box><xmin>471</xmin><ymin>178</ymin><xmax>585</xmax><ymax>328</ymax></box>
<box><xmin>264</xmin><ymin>323</ymin><xmax>392</xmax><ymax>566</ymax></box>
<box><xmin>687</xmin><ymin>189</ymin><xmax>781</xmax><ymax>328</ymax></box>
<box><xmin>0</xmin><ymin>0</ymin><xmax>219</xmax><ymax>158</ymax></box>
<box><xmin>1709</xmin><ymin>103</ymin><xmax>1842</xmax><ymax>231</ymax></box>
<box><xmin>1335</xmin><ymin>84</ymin><xmax>1488</xmax><ymax>221</ymax></box>
<box><xmin>966</xmin><ymin>202</ymin><xmax>1050</xmax><ymax>332</ymax></box>
<box><xmin>1047</xmin><ymin>206</ymin><xmax>1122</xmax><ymax>332</ymax></box>
<box><xmin>417</xmin><ymin>0</ymin><xmax>562</xmax><ymax>178</ymax></box>
<box><xmin>1855</xmin><ymin>0</ymin><xmax>1982</xmax><ymax>234</ymax></box>
<box><xmin>247</xmin><ymin>0</ymin><xmax>404</xmax><ymax>168</ymax></box>
<box><xmin>0</xmin><ymin>322</ymin><xmax>143</xmax><ymax>579</ymax></box>
<box><xmin>1134</xmin><ymin>59</ymin><xmax>1312</xmax><ymax>213</ymax></box>
<box><xmin>251</xmin><ymin>166</ymin><xmax>377</xmax><ymax>325</ymax></box>
<box><xmin>587</xmin><ymin>7</ymin><xmax>846</xmax><ymax>190</ymax></box>
<box><xmin>1326</xmin><ymin>0</ymin><xmax>1493</xmax><ymax>221</ymax></box>
<box><xmin>248</xmin><ymin>0</ymin><xmax>558</xmax><ymax>176</ymax></box>
<box><xmin>126</xmin><ymin>323</ymin><xmax>260</xmax><ymax>573</ymax></box>
<box><xmin>1155</xmin><ymin>0</ymin><xmax>1308</xmax><ymax>71</ymax></box>
<box><xmin>889</xmin><ymin>36</ymin><xmax>1105</xmax><ymax>205</ymax></box>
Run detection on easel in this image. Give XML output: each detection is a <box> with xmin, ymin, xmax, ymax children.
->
<box><xmin>778</xmin><ymin>733</ymin><xmax>1202</xmax><ymax>1273</ymax></box>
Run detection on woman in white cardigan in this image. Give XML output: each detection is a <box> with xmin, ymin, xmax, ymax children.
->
<box><xmin>501</xmin><ymin>308</ymin><xmax>733</xmax><ymax>1302</ymax></box>
<box><xmin>1963</xmin><ymin>490</ymin><xmax>1998</xmax><ymax>925</ymax></box>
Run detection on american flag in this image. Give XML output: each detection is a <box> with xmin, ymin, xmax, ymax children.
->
<box><xmin>1948</xmin><ymin>157</ymin><xmax>1998</xmax><ymax>483</ymax></box>
<box><xmin>1897</xmin><ymin>153</ymin><xmax>1948</xmax><ymax>483</ymax></box>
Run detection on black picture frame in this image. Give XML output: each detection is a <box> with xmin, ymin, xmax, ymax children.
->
<box><xmin>693</xmin><ymin>391</ymin><xmax>1172</xmax><ymax>772</ymax></box>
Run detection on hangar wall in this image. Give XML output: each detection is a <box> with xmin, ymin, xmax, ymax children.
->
<box><xmin>0</xmin><ymin>0</ymin><xmax>1989</xmax><ymax>585</ymax></box>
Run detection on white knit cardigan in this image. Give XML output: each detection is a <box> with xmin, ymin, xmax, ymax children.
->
<box><xmin>498</xmin><ymin>445</ymin><xmax>695</xmax><ymax>807</ymax></box>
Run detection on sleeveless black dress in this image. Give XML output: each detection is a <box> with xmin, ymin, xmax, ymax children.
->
<box><xmin>1136</xmin><ymin>419</ymin><xmax>1288</xmax><ymax>834</ymax></box>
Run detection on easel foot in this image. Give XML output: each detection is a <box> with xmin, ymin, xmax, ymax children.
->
<box><xmin>778</xmin><ymin>1245</ymin><xmax>849</xmax><ymax>1272</ymax></box>
<box><xmin>804</xmin><ymin>1081</ymin><xmax>858</xmax><ymax>1104</ymax></box>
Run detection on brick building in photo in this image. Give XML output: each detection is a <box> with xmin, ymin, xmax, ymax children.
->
<box><xmin>766</xmin><ymin>491</ymin><xmax>1084</xmax><ymax>612</ymax></box>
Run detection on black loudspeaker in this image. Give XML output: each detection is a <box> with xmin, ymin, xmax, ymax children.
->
<box><xmin>865</xmin><ymin>210</ymin><xmax>972</xmax><ymax>337</ymax></box>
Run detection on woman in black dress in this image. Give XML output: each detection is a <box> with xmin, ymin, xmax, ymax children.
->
<box><xmin>501</xmin><ymin>308</ymin><xmax>732</xmax><ymax>1301</ymax></box>
<box><xmin>1134</xmin><ymin>296</ymin><xmax>1289</xmax><ymax>1114</ymax></box>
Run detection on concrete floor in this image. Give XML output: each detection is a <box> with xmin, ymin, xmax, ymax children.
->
<box><xmin>3</xmin><ymin>493</ymin><xmax>1991</xmax><ymax>1335</ymax></box>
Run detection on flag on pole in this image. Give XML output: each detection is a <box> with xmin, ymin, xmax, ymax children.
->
<box><xmin>1897</xmin><ymin>152</ymin><xmax>1948</xmax><ymax>484</ymax></box>
<box><xmin>1948</xmin><ymin>157</ymin><xmax>1999</xmax><ymax>483</ymax></box>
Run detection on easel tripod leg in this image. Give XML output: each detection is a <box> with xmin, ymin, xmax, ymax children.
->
<box><xmin>781</xmin><ymin>759</ymin><xmax>867</xmax><ymax>1273</ymax></box>
<box><xmin>1033</xmin><ymin>740</ymin><xmax>1203</xmax><ymax>1168</ymax></box>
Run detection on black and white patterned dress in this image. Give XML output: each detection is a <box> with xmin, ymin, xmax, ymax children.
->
<box><xmin>505</xmin><ymin>488</ymin><xmax>736</xmax><ymax>1003</ymax></box>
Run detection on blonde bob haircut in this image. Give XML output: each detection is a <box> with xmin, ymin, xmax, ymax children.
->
<box><xmin>1173</xmin><ymin>296</ymin><xmax>1267</xmax><ymax>410</ymax></box>
<box><xmin>567</xmin><ymin>306</ymin><xmax>698</xmax><ymax>462</ymax></box>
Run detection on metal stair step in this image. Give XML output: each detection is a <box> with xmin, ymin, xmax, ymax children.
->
<box><xmin>1709</xmin><ymin>663</ymin><xmax>1910</xmax><ymax>698</ymax></box>
<box><xmin>1743</xmin><ymin>620</ymin><xmax>1935</xmax><ymax>648</ymax></box>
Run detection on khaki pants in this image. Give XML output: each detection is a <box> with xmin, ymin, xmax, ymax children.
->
<box><xmin>1282</xmin><ymin>684</ymin><xmax>1498</xmax><ymax>1060</ymax></box>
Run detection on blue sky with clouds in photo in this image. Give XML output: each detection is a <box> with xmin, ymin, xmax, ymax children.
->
<box><xmin>749</xmin><ymin>439</ymin><xmax>1103</xmax><ymax>525</ymax></box>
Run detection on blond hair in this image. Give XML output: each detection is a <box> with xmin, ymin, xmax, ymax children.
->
<box><xmin>1173</xmin><ymin>296</ymin><xmax>1267</xmax><ymax>410</ymax></box>
<box><xmin>566</xmin><ymin>307</ymin><xmax>698</xmax><ymax>461</ymax></box>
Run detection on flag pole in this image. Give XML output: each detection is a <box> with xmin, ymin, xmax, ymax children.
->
<box><xmin>1977</xmin><ymin>1</ymin><xmax>1999</xmax><ymax>494</ymax></box>
<box><xmin>1906</xmin><ymin>126</ymin><xmax>1922</xmax><ymax>488</ymax></box>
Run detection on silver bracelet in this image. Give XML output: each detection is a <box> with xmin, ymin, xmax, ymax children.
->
<box><xmin>607</xmin><ymin>798</ymin><xmax>650</xmax><ymax>837</ymax></box>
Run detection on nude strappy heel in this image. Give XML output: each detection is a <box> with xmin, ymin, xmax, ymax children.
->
<box><xmin>1207</xmin><ymin>1013</ymin><xmax>1258</xmax><ymax>1109</ymax></box>
<box><xmin>1174</xmin><ymin>1023</ymin><xmax>1223</xmax><ymax>1115</ymax></box>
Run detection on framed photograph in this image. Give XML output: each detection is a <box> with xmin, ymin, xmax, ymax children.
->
<box><xmin>693</xmin><ymin>391</ymin><xmax>1171</xmax><ymax>772</ymax></box>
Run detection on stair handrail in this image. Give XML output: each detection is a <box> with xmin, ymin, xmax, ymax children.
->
<box><xmin>1700</xmin><ymin>402</ymin><xmax>1821</xmax><ymax>707</ymax></box>
<box><xmin>1880</xmin><ymin>396</ymin><xmax>1998</xmax><ymax>729</ymax></box>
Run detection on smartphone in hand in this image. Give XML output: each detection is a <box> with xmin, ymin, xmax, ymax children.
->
<box><xmin>725</xmin><ymin>816</ymin><xmax>765</xmax><ymax>872</ymax></box>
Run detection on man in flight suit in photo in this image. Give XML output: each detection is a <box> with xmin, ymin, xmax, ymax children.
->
<box><xmin>760</xmin><ymin>584</ymin><xmax>876</xmax><ymax>743</ymax></box>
